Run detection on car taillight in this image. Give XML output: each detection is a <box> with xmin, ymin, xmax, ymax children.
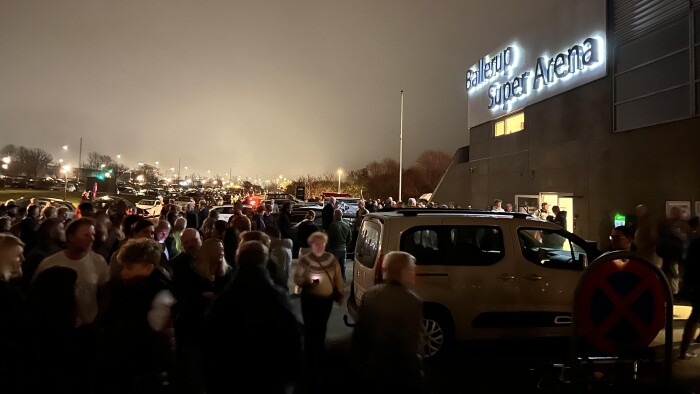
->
<box><xmin>374</xmin><ymin>254</ymin><xmax>385</xmax><ymax>285</ymax></box>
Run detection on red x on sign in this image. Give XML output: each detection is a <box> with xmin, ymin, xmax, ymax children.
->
<box><xmin>575</xmin><ymin>257</ymin><xmax>666</xmax><ymax>356</ymax></box>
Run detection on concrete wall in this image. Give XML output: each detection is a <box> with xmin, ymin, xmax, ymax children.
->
<box><xmin>462</xmin><ymin>75</ymin><xmax>700</xmax><ymax>246</ymax></box>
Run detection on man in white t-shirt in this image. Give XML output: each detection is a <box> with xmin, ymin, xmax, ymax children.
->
<box><xmin>34</xmin><ymin>218</ymin><xmax>110</xmax><ymax>326</ymax></box>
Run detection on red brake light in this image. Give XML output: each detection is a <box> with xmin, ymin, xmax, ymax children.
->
<box><xmin>375</xmin><ymin>254</ymin><xmax>385</xmax><ymax>285</ymax></box>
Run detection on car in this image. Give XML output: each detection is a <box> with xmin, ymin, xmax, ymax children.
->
<box><xmin>348</xmin><ymin>209</ymin><xmax>600</xmax><ymax>358</ymax></box>
<box><xmin>135</xmin><ymin>198</ymin><xmax>163</xmax><ymax>217</ymax></box>
<box><xmin>117</xmin><ymin>185</ymin><xmax>138</xmax><ymax>195</ymax></box>
<box><xmin>211</xmin><ymin>204</ymin><xmax>254</xmax><ymax>223</ymax></box>
<box><xmin>93</xmin><ymin>195</ymin><xmax>137</xmax><ymax>215</ymax></box>
<box><xmin>174</xmin><ymin>196</ymin><xmax>196</xmax><ymax>209</ymax></box>
<box><xmin>14</xmin><ymin>196</ymin><xmax>77</xmax><ymax>220</ymax></box>
<box><xmin>50</xmin><ymin>179</ymin><xmax>77</xmax><ymax>192</ymax></box>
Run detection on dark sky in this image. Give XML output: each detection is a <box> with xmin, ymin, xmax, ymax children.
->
<box><xmin>0</xmin><ymin>0</ymin><xmax>559</xmax><ymax>180</ymax></box>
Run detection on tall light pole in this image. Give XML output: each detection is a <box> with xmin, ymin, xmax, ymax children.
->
<box><xmin>399</xmin><ymin>90</ymin><xmax>404</xmax><ymax>202</ymax></box>
<box><xmin>337</xmin><ymin>169</ymin><xmax>342</xmax><ymax>193</ymax></box>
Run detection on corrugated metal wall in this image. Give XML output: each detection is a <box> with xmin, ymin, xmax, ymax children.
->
<box><xmin>614</xmin><ymin>0</ymin><xmax>689</xmax><ymax>44</ymax></box>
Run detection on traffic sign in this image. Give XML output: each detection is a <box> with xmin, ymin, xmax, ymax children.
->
<box><xmin>575</xmin><ymin>255</ymin><xmax>667</xmax><ymax>355</ymax></box>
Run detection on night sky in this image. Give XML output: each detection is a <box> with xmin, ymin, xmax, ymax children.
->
<box><xmin>0</xmin><ymin>0</ymin><xmax>565</xmax><ymax>179</ymax></box>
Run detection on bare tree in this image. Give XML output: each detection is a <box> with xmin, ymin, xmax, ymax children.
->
<box><xmin>3</xmin><ymin>145</ymin><xmax>53</xmax><ymax>178</ymax></box>
<box><xmin>411</xmin><ymin>150</ymin><xmax>452</xmax><ymax>192</ymax></box>
<box><xmin>84</xmin><ymin>151</ymin><xmax>129</xmax><ymax>180</ymax></box>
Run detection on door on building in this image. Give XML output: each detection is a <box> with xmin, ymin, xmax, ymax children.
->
<box><xmin>538</xmin><ymin>192</ymin><xmax>574</xmax><ymax>233</ymax></box>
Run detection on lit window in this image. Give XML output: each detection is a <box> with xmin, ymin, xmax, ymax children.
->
<box><xmin>494</xmin><ymin>112</ymin><xmax>525</xmax><ymax>137</ymax></box>
<box><xmin>495</xmin><ymin>121</ymin><xmax>505</xmax><ymax>137</ymax></box>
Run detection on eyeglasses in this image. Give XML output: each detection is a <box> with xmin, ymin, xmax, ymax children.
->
<box><xmin>609</xmin><ymin>235</ymin><xmax>629</xmax><ymax>240</ymax></box>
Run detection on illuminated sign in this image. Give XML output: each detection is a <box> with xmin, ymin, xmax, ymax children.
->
<box><xmin>466</xmin><ymin>36</ymin><xmax>604</xmax><ymax>112</ymax></box>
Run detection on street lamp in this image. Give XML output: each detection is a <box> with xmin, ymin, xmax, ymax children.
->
<box><xmin>116</xmin><ymin>154</ymin><xmax>121</xmax><ymax>159</ymax></box>
<box><xmin>1</xmin><ymin>156</ymin><xmax>10</xmax><ymax>171</ymax></box>
<box><xmin>62</xmin><ymin>145</ymin><xmax>68</xmax><ymax>151</ymax></box>
<box><xmin>62</xmin><ymin>165</ymin><xmax>71</xmax><ymax>201</ymax></box>
<box><xmin>337</xmin><ymin>169</ymin><xmax>342</xmax><ymax>193</ymax></box>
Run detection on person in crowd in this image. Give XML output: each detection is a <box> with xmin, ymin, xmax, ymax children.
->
<box><xmin>41</xmin><ymin>205</ymin><xmax>58</xmax><ymax>220</ymax></box>
<box><xmin>172</xmin><ymin>217</ymin><xmax>187</xmax><ymax>255</ymax></box>
<box><xmin>277</xmin><ymin>201</ymin><xmax>293</xmax><ymax>240</ymax></box>
<box><xmin>269</xmin><ymin>198</ymin><xmax>280</xmax><ymax>214</ymax></box>
<box><xmin>200</xmin><ymin>209</ymin><xmax>220</xmax><ymax>240</ymax></box>
<box><xmin>231</xmin><ymin>208</ymin><xmax>252</xmax><ymax>234</ymax></box>
<box><xmin>0</xmin><ymin>216</ymin><xmax>11</xmax><ymax>233</ymax></box>
<box><xmin>77</xmin><ymin>201</ymin><xmax>96</xmax><ymax>219</ymax></box>
<box><xmin>172</xmin><ymin>236</ymin><xmax>229</xmax><ymax>394</ymax></box>
<box><xmin>183</xmin><ymin>202</ymin><xmax>198</xmax><ymax>230</ymax></box>
<box><xmin>196</xmin><ymin>199</ymin><xmax>209</xmax><ymax>229</ymax></box>
<box><xmin>551</xmin><ymin>205</ymin><xmax>567</xmax><ymax>230</ymax></box>
<box><xmin>327</xmin><ymin>209</ymin><xmax>352</xmax><ymax>281</ymax></box>
<box><xmin>407</xmin><ymin>198</ymin><xmax>417</xmax><ymax>207</ymax></box>
<box><xmin>504</xmin><ymin>203</ymin><xmax>514</xmax><ymax>212</ymax></box>
<box><xmin>610</xmin><ymin>225</ymin><xmax>635</xmax><ymax>251</ymax></box>
<box><xmin>57</xmin><ymin>206</ymin><xmax>70</xmax><ymax>224</ymax></box>
<box><xmin>492</xmin><ymin>199</ymin><xmax>504</xmax><ymax>212</ymax></box>
<box><xmin>297</xmin><ymin>210</ymin><xmax>319</xmax><ymax>257</ymax></box>
<box><xmin>352</xmin><ymin>251</ymin><xmax>426</xmax><ymax>393</ymax></box>
<box><xmin>658</xmin><ymin>206</ymin><xmax>684</xmax><ymax>296</ymax></box>
<box><xmin>23</xmin><ymin>218</ymin><xmax>65</xmax><ymax>290</ymax></box>
<box><xmin>19</xmin><ymin>204</ymin><xmax>40</xmax><ymax>252</ymax></box>
<box><xmin>109</xmin><ymin>218</ymin><xmax>156</xmax><ymax>277</ymax></box>
<box><xmin>251</xmin><ymin>205</ymin><xmax>266</xmax><ymax>231</ymax></box>
<box><xmin>681</xmin><ymin>235</ymin><xmax>700</xmax><ymax>358</ymax></box>
<box><xmin>0</xmin><ymin>234</ymin><xmax>26</xmax><ymax>393</ymax></box>
<box><xmin>294</xmin><ymin>232</ymin><xmax>344</xmax><ymax>374</ymax></box>
<box><xmin>265</xmin><ymin>226</ymin><xmax>293</xmax><ymax>290</ymax></box>
<box><xmin>170</xmin><ymin>228</ymin><xmax>202</xmax><ymax>280</ymax></box>
<box><xmin>210</xmin><ymin>219</ymin><xmax>228</xmax><ymax>241</ymax></box>
<box><xmin>33</xmin><ymin>218</ymin><xmax>109</xmax><ymax>391</ymax></box>
<box><xmin>34</xmin><ymin>218</ymin><xmax>109</xmax><ymax>327</ymax></box>
<box><xmin>91</xmin><ymin>211</ymin><xmax>113</xmax><ymax>260</ymax></box>
<box><xmin>202</xmin><ymin>241</ymin><xmax>302</xmax><ymax>394</ymax></box>
<box><xmin>26</xmin><ymin>266</ymin><xmax>80</xmax><ymax>393</ymax></box>
<box><xmin>634</xmin><ymin>204</ymin><xmax>661</xmax><ymax>267</ymax></box>
<box><xmin>533</xmin><ymin>202</ymin><xmax>552</xmax><ymax>220</ymax></box>
<box><xmin>222</xmin><ymin>226</ymin><xmax>240</xmax><ymax>271</ymax></box>
<box><xmin>322</xmin><ymin>196</ymin><xmax>336</xmax><ymax>231</ymax></box>
<box><xmin>103</xmin><ymin>238</ymin><xmax>176</xmax><ymax>393</ymax></box>
<box><xmin>156</xmin><ymin>219</ymin><xmax>177</xmax><ymax>260</ymax></box>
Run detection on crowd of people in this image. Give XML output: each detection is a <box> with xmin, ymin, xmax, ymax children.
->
<box><xmin>0</xmin><ymin>195</ymin><xmax>428</xmax><ymax>394</ymax></box>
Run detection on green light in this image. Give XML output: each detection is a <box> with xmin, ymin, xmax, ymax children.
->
<box><xmin>97</xmin><ymin>173</ymin><xmax>105</xmax><ymax>180</ymax></box>
<box><xmin>108</xmin><ymin>169</ymin><xmax>113</xmax><ymax>173</ymax></box>
<box><xmin>614</xmin><ymin>213</ymin><xmax>626</xmax><ymax>227</ymax></box>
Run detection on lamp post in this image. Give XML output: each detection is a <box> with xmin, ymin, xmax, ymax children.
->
<box><xmin>337</xmin><ymin>169</ymin><xmax>342</xmax><ymax>193</ymax></box>
<box><xmin>1</xmin><ymin>156</ymin><xmax>10</xmax><ymax>172</ymax></box>
<box><xmin>62</xmin><ymin>165</ymin><xmax>71</xmax><ymax>201</ymax></box>
<box><xmin>399</xmin><ymin>89</ymin><xmax>404</xmax><ymax>202</ymax></box>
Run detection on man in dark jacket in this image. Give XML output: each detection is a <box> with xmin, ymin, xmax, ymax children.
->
<box><xmin>202</xmin><ymin>241</ymin><xmax>302</xmax><ymax>394</ymax></box>
<box><xmin>327</xmin><ymin>209</ymin><xmax>352</xmax><ymax>281</ymax></box>
<box><xmin>322</xmin><ymin>197</ymin><xmax>336</xmax><ymax>231</ymax></box>
<box><xmin>352</xmin><ymin>251</ymin><xmax>426</xmax><ymax>393</ymax></box>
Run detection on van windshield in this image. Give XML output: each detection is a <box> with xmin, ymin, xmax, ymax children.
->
<box><xmin>356</xmin><ymin>220</ymin><xmax>381</xmax><ymax>268</ymax></box>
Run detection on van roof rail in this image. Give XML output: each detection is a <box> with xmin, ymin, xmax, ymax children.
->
<box><xmin>394</xmin><ymin>208</ymin><xmax>532</xmax><ymax>218</ymax></box>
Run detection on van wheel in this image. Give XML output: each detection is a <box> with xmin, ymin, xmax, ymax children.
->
<box><xmin>422</xmin><ymin>312</ymin><xmax>452</xmax><ymax>358</ymax></box>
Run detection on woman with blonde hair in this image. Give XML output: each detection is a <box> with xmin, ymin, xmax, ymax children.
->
<box><xmin>294</xmin><ymin>231</ymin><xmax>344</xmax><ymax>377</ymax></box>
<box><xmin>195</xmin><ymin>238</ymin><xmax>232</xmax><ymax>289</ymax></box>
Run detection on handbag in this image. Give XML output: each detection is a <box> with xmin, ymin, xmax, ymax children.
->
<box><xmin>320</xmin><ymin>260</ymin><xmax>344</xmax><ymax>303</ymax></box>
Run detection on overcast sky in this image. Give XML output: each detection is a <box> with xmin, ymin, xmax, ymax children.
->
<box><xmin>0</xmin><ymin>0</ymin><xmax>564</xmax><ymax>180</ymax></box>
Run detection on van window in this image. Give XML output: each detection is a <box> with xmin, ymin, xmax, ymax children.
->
<box><xmin>356</xmin><ymin>220</ymin><xmax>381</xmax><ymax>268</ymax></box>
<box><xmin>448</xmin><ymin>226</ymin><xmax>504</xmax><ymax>266</ymax></box>
<box><xmin>518</xmin><ymin>229</ymin><xmax>587</xmax><ymax>270</ymax></box>
<box><xmin>400</xmin><ymin>227</ymin><xmax>442</xmax><ymax>265</ymax></box>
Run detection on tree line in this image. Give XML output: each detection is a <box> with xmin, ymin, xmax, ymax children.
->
<box><xmin>288</xmin><ymin>150</ymin><xmax>452</xmax><ymax>201</ymax></box>
<box><xmin>1</xmin><ymin>143</ymin><xmax>453</xmax><ymax>200</ymax></box>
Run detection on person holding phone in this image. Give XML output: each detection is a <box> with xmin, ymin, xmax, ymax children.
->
<box><xmin>293</xmin><ymin>231</ymin><xmax>344</xmax><ymax>384</ymax></box>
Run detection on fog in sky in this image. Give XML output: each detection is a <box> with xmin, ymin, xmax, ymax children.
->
<box><xmin>0</xmin><ymin>0</ymin><xmax>562</xmax><ymax>179</ymax></box>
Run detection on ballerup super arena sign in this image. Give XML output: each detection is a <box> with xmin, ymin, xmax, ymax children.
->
<box><xmin>465</xmin><ymin>31</ymin><xmax>607</xmax><ymax>127</ymax></box>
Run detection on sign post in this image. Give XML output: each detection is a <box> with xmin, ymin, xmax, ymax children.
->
<box><xmin>572</xmin><ymin>251</ymin><xmax>673</xmax><ymax>388</ymax></box>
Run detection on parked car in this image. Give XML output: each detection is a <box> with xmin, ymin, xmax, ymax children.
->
<box><xmin>347</xmin><ymin>209</ymin><xmax>600</xmax><ymax>358</ymax></box>
<box><xmin>211</xmin><ymin>204</ymin><xmax>254</xmax><ymax>223</ymax></box>
<box><xmin>136</xmin><ymin>199</ymin><xmax>163</xmax><ymax>218</ymax></box>
<box><xmin>49</xmin><ymin>180</ymin><xmax>77</xmax><ymax>192</ymax></box>
<box><xmin>14</xmin><ymin>197</ymin><xmax>77</xmax><ymax>220</ymax></box>
<box><xmin>117</xmin><ymin>185</ymin><xmax>138</xmax><ymax>195</ymax></box>
<box><xmin>93</xmin><ymin>195</ymin><xmax>137</xmax><ymax>215</ymax></box>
